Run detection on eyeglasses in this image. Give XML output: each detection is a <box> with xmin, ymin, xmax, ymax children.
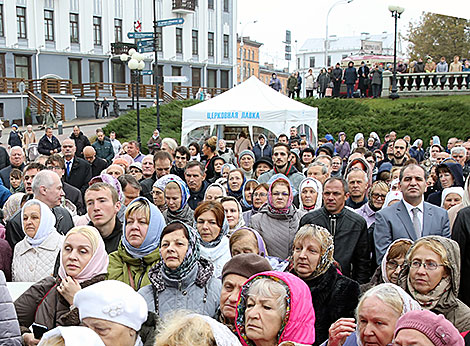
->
<box><xmin>47</xmin><ymin>165</ymin><xmax>62</xmax><ymax>170</ymax></box>
<box><xmin>272</xmin><ymin>192</ymin><xmax>289</xmax><ymax>197</ymax></box>
<box><xmin>372</xmin><ymin>193</ymin><xmax>387</xmax><ymax>199</ymax></box>
<box><xmin>410</xmin><ymin>260</ymin><xmax>444</xmax><ymax>271</ymax></box>
<box><xmin>385</xmin><ymin>260</ymin><xmax>404</xmax><ymax>271</ymax></box>
<box><xmin>253</xmin><ymin>192</ymin><xmax>267</xmax><ymax>198</ymax></box>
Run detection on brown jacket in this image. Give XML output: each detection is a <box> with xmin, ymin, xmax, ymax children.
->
<box><xmin>22</xmin><ymin>131</ymin><xmax>36</xmax><ymax>149</ymax></box>
<box><xmin>234</xmin><ymin>137</ymin><xmax>252</xmax><ymax>157</ymax></box>
<box><xmin>14</xmin><ymin>274</ymin><xmax>106</xmax><ymax>334</ymax></box>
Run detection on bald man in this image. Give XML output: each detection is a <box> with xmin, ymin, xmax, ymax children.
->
<box><xmin>0</xmin><ymin>146</ymin><xmax>25</xmax><ymax>188</ymax></box>
<box><xmin>62</xmin><ymin>138</ymin><xmax>92</xmax><ymax>195</ymax></box>
<box><xmin>83</xmin><ymin>145</ymin><xmax>108</xmax><ymax>178</ymax></box>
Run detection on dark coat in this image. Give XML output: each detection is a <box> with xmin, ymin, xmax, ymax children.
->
<box><xmin>88</xmin><ymin>217</ymin><xmax>122</xmax><ymax>254</ymax></box>
<box><xmin>38</xmin><ymin>135</ymin><xmax>61</xmax><ymax>155</ymax></box>
<box><xmin>6</xmin><ymin>206</ymin><xmax>74</xmax><ymax>249</ymax></box>
<box><xmin>92</xmin><ymin>140</ymin><xmax>114</xmax><ymax>164</ymax></box>
<box><xmin>8</xmin><ymin>131</ymin><xmax>22</xmax><ymax>148</ymax></box>
<box><xmin>91</xmin><ymin>157</ymin><xmax>108</xmax><ymax>178</ymax></box>
<box><xmin>343</xmin><ymin>66</ymin><xmax>358</xmax><ymax>85</ymax></box>
<box><xmin>69</xmin><ymin>132</ymin><xmax>91</xmax><ymax>158</ymax></box>
<box><xmin>291</xmin><ymin>265</ymin><xmax>360</xmax><ymax>346</ymax></box>
<box><xmin>64</xmin><ymin>156</ymin><xmax>92</xmax><ymax>196</ymax></box>
<box><xmin>253</xmin><ymin>142</ymin><xmax>273</xmax><ymax>161</ymax></box>
<box><xmin>0</xmin><ymin>163</ymin><xmax>25</xmax><ymax>189</ymax></box>
<box><xmin>0</xmin><ymin>271</ymin><xmax>21</xmax><ymax>345</ymax></box>
<box><xmin>0</xmin><ymin>240</ymin><xmax>13</xmax><ymax>282</ymax></box>
<box><xmin>0</xmin><ymin>147</ymin><xmax>10</xmax><ymax>171</ymax></box>
<box><xmin>63</xmin><ymin>182</ymin><xmax>85</xmax><ymax>215</ymax></box>
<box><xmin>140</xmin><ymin>173</ymin><xmax>157</xmax><ymax>201</ymax></box>
<box><xmin>452</xmin><ymin>206</ymin><xmax>470</xmax><ymax>307</ymax></box>
<box><xmin>300</xmin><ymin>207</ymin><xmax>371</xmax><ymax>283</ymax></box>
<box><xmin>188</xmin><ymin>181</ymin><xmax>209</xmax><ymax>210</ymax></box>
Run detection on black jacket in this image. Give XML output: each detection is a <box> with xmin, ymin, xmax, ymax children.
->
<box><xmin>88</xmin><ymin>217</ymin><xmax>122</xmax><ymax>254</ymax></box>
<box><xmin>8</xmin><ymin>132</ymin><xmax>22</xmax><ymax>148</ymax></box>
<box><xmin>0</xmin><ymin>147</ymin><xmax>10</xmax><ymax>171</ymax></box>
<box><xmin>64</xmin><ymin>156</ymin><xmax>92</xmax><ymax>196</ymax></box>
<box><xmin>38</xmin><ymin>135</ymin><xmax>61</xmax><ymax>155</ymax></box>
<box><xmin>170</xmin><ymin>166</ymin><xmax>185</xmax><ymax>180</ymax></box>
<box><xmin>300</xmin><ymin>207</ymin><xmax>371</xmax><ymax>283</ymax></box>
<box><xmin>63</xmin><ymin>182</ymin><xmax>85</xmax><ymax>215</ymax></box>
<box><xmin>291</xmin><ymin>265</ymin><xmax>360</xmax><ymax>346</ymax></box>
<box><xmin>451</xmin><ymin>206</ymin><xmax>470</xmax><ymax>307</ymax></box>
<box><xmin>0</xmin><ymin>163</ymin><xmax>25</xmax><ymax>188</ymax></box>
<box><xmin>6</xmin><ymin>206</ymin><xmax>74</xmax><ymax>249</ymax></box>
<box><xmin>140</xmin><ymin>173</ymin><xmax>157</xmax><ymax>201</ymax></box>
<box><xmin>91</xmin><ymin>157</ymin><xmax>108</xmax><ymax>178</ymax></box>
<box><xmin>188</xmin><ymin>181</ymin><xmax>209</xmax><ymax>210</ymax></box>
<box><xmin>69</xmin><ymin>132</ymin><xmax>91</xmax><ymax>158</ymax></box>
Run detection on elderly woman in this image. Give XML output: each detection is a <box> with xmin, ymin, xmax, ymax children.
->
<box><xmin>441</xmin><ymin>186</ymin><xmax>464</xmax><ymax>210</ymax></box>
<box><xmin>325</xmin><ymin>283</ymin><xmax>421</xmax><ymax>346</ymax></box>
<box><xmin>162</xmin><ymin>176</ymin><xmax>193</xmax><ymax>224</ymax></box>
<box><xmin>221</xmin><ymin>163</ymin><xmax>236</xmax><ymax>180</ymax></box>
<box><xmin>152</xmin><ymin>177</ymin><xmax>168</xmax><ymax>213</ymax></box>
<box><xmin>235</xmin><ymin>271</ymin><xmax>315</xmax><ymax>346</ymax></box>
<box><xmin>229</xmin><ymin>227</ymin><xmax>288</xmax><ymax>271</ymax></box>
<box><xmin>240</xmin><ymin>179</ymin><xmax>258</xmax><ymax>212</ymax></box>
<box><xmin>289</xmin><ymin>224</ymin><xmax>360</xmax><ymax>345</ymax></box>
<box><xmin>12</xmin><ymin>199</ymin><xmax>64</xmax><ymax>282</ymax></box>
<box><xmin>362</xmin><ymin>239</ymin><xmax>413</xmax><ymax>293</ymax></box>
<box><xmin>38</xmin><ymin>326</ymin><xmax>105</xmax><ymax>346</ymax></box>
<box><xmin>398</xmin><ymin>236</ymin><xmax>470</xmax><ymax>332</ymax></box>
<box><xmin>107</xmin><ymin>197</ymin><xmax>165</xmax><ymax>290</ymax></box>
<box><xmin>210</xmin><ymin>157</ymin><xmax>226</xmax><ymax>183</ymax></box>
<box><xmin>3</xmin><ymin>192</ymin><xmax>25</xmax><ymax>222</ymax></box>
<box><xmin>383</xmin><ymin>190</ymin><xmax>402</xmax><ymax>209</ymax></box>
<box><xmin>227</xmin><ymin>169</ymin><xmax>246</xmax><ymax>201</ymax></box>
<box><xmin>356</xmin><ymin>181</ymin><xmax>389</xmax><ymax>228</ymax></box>
<box><xmin>105</xmin><ymin>164</ymin><xmax>125</xmax><ymax>179</ymax></box>
<box><xmin>242</xmin><ymin>183</ymin><xmax>268</xmax><ymax>225</ymax></box>
<box><xmin>204</xmin><ymin>182</ymin><xmax>227</xmax><ymax>202</ymax></box>
<box><xmin>221</xmin><ymin>196</ymin><xmax>245</xmax><ymax>235</ymax></box>
<box><xmin>250</xmin><ymin>175</ymin><xmax>305</xmax><ymax>259</ymax></box>
<box><xmin>15</xmin><ymin>226</ymin><xmax>109</xmax><ymax>346</ymax></box>
<box><xmin>75</xmin><ymin>280</ymin><xmax>151</xmax><ymax>346</ymax></box>
<box><xmin>194</xmin><ymin>201</ymin><xmax>231</xmax><ymax>277</ymax></box>
<box><xmin>138</xmin><ymin>221</ymin><xmax>221</xmax><ymax>318</ymax></box>
<box><xmin>298</xmin><ymin>177</ymin><xmax>323</xmax><ymax>212</ymax></box>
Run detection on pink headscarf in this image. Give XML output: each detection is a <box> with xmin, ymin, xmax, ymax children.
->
<box><xmin>267</xmin><ymin>175</ymin><xmax>294</xmax><ymax>214</ymax></box>
<box><xmin>58</xmin><ymin>226</ymin><xmax>109</xmax><ymax>283</ymax></box>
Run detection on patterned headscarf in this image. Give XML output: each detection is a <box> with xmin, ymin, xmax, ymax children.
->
<box><xmin>267</xmin><ymin>175</ymin><xmax>294</xmax><ymax>214</ymax></box>
<box><xmin>3</xmin><ymin>192</ymin><xmax>25</xmax><ymax>221</ymax></box>
<box><xmin>163</xmin><ymin>175</ymin><xmax>190</xmax><ymax>212</ymax></box>
<box><xmin>160</xmin><ymin>221</ymin><xmax>201</xmax><ymax>280</ymax></box>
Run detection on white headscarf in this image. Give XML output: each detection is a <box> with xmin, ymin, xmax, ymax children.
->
<box><xmin>299</xmin><ymin>177</ymin><xmax>323</xmax><ymax>211</ymax></box>
<box><xmin>441</xmin><ymin>187</ymin><xmax>464</xmax><ymax>208</ymax></box>
<box><xmin>21</xmin><ymin>199</ymin><xmax>56</xmax><ymax>247</ymax></box>
<box><xmin>38</xmin><ymin>326</ymin><xmax>105</xmax><ymax>346</ymax></box>
<box><xmin>193</xmin><ymin>314</ymin><xmax>242</xmax><ymax>346</ymax></box>
<box><xmin>382</xmin><ymin>191</ymin><xmax>403</xmax><ymax>209</ymax></box>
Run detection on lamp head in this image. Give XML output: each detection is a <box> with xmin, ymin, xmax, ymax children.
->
<box><xmin>120</xmin><ymin>53</ymin><xmax>128</xmax><ymax>62</ymax></box>
<box><xmin>128</xmin><ymin>58</ymin><xmax>139</xmax><ymax>70</ymax></box>
<box><xmin>128</xmin><ymin>48</ymin><xmax>136</xmax><ymax>56</ymax></box>
<box><xmin>137</xmin><ymin>60</ymin><xmax>145</xmax><ymax>70</ymax></box>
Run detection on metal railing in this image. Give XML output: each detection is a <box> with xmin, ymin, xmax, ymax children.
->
<box><xmin>72</xmin><ymin>82</ymin><xmax>156</xmax><ymax>99</ymax></box>
<box><xmin>42</xmin><ymin>92</ymin><xmax>65</xmax><ymax>121</ymax></box>
<box><xmin>26</xmin><ymin>90</ymin><xmax>48</xmax><ymax>116</ymax></box>
<box><xmin>173</xmin><ymin>85</ymin><xmax>229</xmax><ymax>100</ymax></box>
<box><xmin>172</xmin><ymin>0</ymin><xmax>197</xmax><ymax>11</ymax></box>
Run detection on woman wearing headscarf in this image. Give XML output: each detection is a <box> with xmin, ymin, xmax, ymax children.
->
<box><xmin>107</xmin><ymin>197</ymin><xmax>165</xmax><ymax>291</ymax></box>
<box><xmin>12</xmin><ymin>199</ymin><xmax>64</xmax><ymax>282</ymax></box>
<box><xmin>162</xmin><ymin>176</ymin><xmax>193</xmax><ymax>224</ymax></box>
<box><xmin>194</xmin><ymin>201</ymin><xmax>231</xmax><ymax>277</ymax></box>
<box><xmin>204</xmin><ymin>182</ymin><xmax>227</xmax><ymax>202</ymax></box>
<box><xmin>14</xmin><ymin>226</ymin><xmax>109</xmax><ymax>346</ymax></box>
<box><xmin>325</xmin><ymin>283</ymin><xmax>421</xmax><ymax>346</ymax></box>
<box><xmin>398</xmin><ymin>236</ymin><xmax>470</xmax><ymax>332</ymax></box>
<box><xmin>226</xmin><ymin>169</ymin><xmax>245</xmax><ymax>201</ymax></box>
<box><xmin>242</xmin><ymin>183</ymin><xmax>268</xmax><ymax>225</ymax></box>
<box><xmin>250</xmin><ymin>175</ymin><xmax>305</xmax><ymax>260</ymax></box>
<box><xmin>350</xmin><ymin>133</ymin><xmax>365</xmax><ymax>152</ymax></box>
<box><xmin>298</xmin><ymin>177</ymin><xmax>323</xmax><ymax>212</ymax></box>
<box><xmin>220</xmin><ymin>163</ymin><xmax>236</xmax><ymax>180</ymax></box>
<box><xmin>239</xmin><ymin>179</ymin><xmax>258</xmax><ymax>212</ymax></box>
<box><xmin>138</xmin><ymin>221</ymin><xmax>221</xmax><ymax>318</ymax></box>
<box><xmin>38</xmin><ymin>326</ymin><xmax>105</xmax><ymax>346</ymax></box>
<box><xmin>289</xmin><ymin>224</ymin><xmax>360</xmax><ymax>345</ymax></box>
<box><xmin>3</xmin><ymin>192</ymin><xmax>25</xmax><ymax>222</ymax></box>
<box><xmin>441</xmin><ymin>186</ymin><xmax>464</xmax><ymax>210</ymax></box>
<box><xmin>449</xmin><ymin>175</ymin><xmax>470</xmax><ymax>229</ymax></box>
<box><xmin>217</xmin><ymin>139</ymin><xmax>236</xmax><ymax>165</ymax></box>
<box><xmin>235</xmin><ymin>271</ymin><xmax>315</xmax><ymax>346</ymax></box>
<box><xmin>221</xmin><ymin>196</ymin><xmax>245</xmax><ymax>235</ymax></box>
<box><xmin>369</xmin><ymin>131</ymin><xmax>381</xmax><ymax>150</ymax></box>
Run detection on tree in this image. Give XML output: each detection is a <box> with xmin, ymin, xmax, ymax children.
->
<box><xmin>407</xmin><ymin>12</ymin><xmax>470</xmax><ymax>61</ymax></box>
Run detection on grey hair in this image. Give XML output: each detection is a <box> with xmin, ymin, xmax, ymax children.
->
<box><xmin>451</xmin><ymin>146</ymin><xmax>467</xmax><ymax>156</ymax></box>
<box><xmin>314</xmin><ymin>155</ymin><xmax>333</xmax><ymax>166</ymax></box>
<box><xmin>356</xmin><ymin>284</ymin><xmax>404</xmax><ymax>321</ymax></box>
<box><xmin>308</xmin><ymin>162</ymin><xmax>328</xmax><ymax>175</ymax></box>
<box><xmin>162</xmin><ymin>138</ymin><xmax>178</xmax><ymax>151</ymax></box>
<box><xmin>346</xmin><ymin>167</ymin><xmax>369</xmax><ymax>184</ymax></box>
<box><xmin>31</xmin><ymin>170</ymin><xmax>57</xmax><ymax>194</ymax></box>
<box><xmin>247</xmin><ymin>278</ymin><xmax>287</xmax><ymax>319</ymax></box>
<box><xmin>10</xmin><ymin>146</ymin><xmax>24</xmax><ymax>155</ymax></box>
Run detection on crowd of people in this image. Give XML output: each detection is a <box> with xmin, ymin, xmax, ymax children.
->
<box><xmin>1</xmin><ymin>124</ymin><xmax>470</xmax><ymax>345</ymax></box>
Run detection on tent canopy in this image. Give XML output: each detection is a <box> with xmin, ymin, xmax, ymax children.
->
<box><xmin>181</xmin><ymin>76</ymin><xmax>318</xmax><ymax>145</ymax></box>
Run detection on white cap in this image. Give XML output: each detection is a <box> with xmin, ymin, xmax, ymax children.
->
<box><xmin>74</xmin><ymin>280</ymin><xmax>148</xmax><ymax>331</ymax></box>
<box><xmin>38</xmin><ymin>326</ymin><xmax>105</xmax><ymax>346</ymax></box>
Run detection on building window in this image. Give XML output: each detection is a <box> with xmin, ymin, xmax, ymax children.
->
<box><xmin>252</xmin><ymin>68</ymin><xmax>254</xmax><ymax>76</ymax></box>
<box><xmin>192</xmin><ymin>30</ymin><xmax>198</xmax><ymax>56</ymax></box>
<box><xmin>208</xmin><ymin>32</ymin><xmax>214</xmax><ymax>57</ymax></box>
<box><xmin>208</xmin><ymin>69</ymin><xmax>217</xmax><ymax>87</ymax></box>
<box><xmin>156</xmin><ymin>27</ymin><xmax>162</xmax><ymax>52</ymax></box>
<box><xmin>251</xmin><ymin>50</ymin><xmax>254</xmax><ymax>61</ymax></box>
<box><xmin>327</xmin><ymin>55</ymin><xmax>331</xmax><ymax>67</ymax></box>
<box><xmin>114</xmin><ymin>19</ymin><xmax>122</xmax><ymax>42</ymax></box>
<box><xmin>44</xmin><ymin>10</ymin><xmax>54</xmax><ymax>41</ymax></box>
<box><xmin>89</xmin><ymin>60</ymin><xmax>103</xmax><ymax>83</ymax></box>
<box><xmin>309</xmin><ymin>57</ymin><xmax>315</xmax><ymax>68</ymax></box>
<box><xmin>0</xmin><ymin>5</ymin><xmax>4</xmax><ymax>37</ymax></box>
<box><xmin>17</xmin><ymin>7</ymin><xmax>27</xmax><ymax>39</ymax></box>
<box><xmin>243</xmin><ymin>49</ymin><xmax>246</xmax><ymax>60</ymax></box>
<box><xmin>70</xmin><ymin>13</ymin><xmax>79</xmax><ymax>43</ymax></box>
<box><xmin>93</xmin><ymin>16</ymin><xmax>102</xmax><ymax>45</ymax></box>
<box><xmin>208</xmin><ymin>0</ymin><xmax>214</xmax><ymax>9</ymax></box>
<box><xmin>223</xmin><ymin>35</ymin><xmax>229</xmax><ymax>59</ymax></box>
<box><xmin>223</xmin><ymin>0</ymin><xmax>229</xmax><ymax>12</ymax></box>
<box><xmin>69</xmin><ymin>58</ymin><xmax>82</xmax><ymax>85</ymax></box>
<box><xmin>248</xmin><ymin>63</ymin><xmax>251</xmax><ymax>77</ymax></box>
<box><xmin>14</xmin><ymin>55</ymin><xmax>31</xmax><ymax>79</ymax></box>
<box><xmin>112</xmin><ymin>60</ymin><xmax>125</xmax><ymax>83</ymax></box>
<box><xmin>176</xmin><ymin>28</ymin><xmax>183</xmax><ymax>54</ymax></box>
<box><xmin>0</xmin><ymin>54</ymin><xmax>5</xmax><ymax>78</ymax></box>
<box><xmin>221</xmin><ymin>70</ymin><xmax>229</xmax><ymax>88</ymax></box>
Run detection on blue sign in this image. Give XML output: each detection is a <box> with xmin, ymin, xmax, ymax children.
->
<box><xmin>138</xmin><ymin>46</ymin><xmax>155</xmax><ymax>53</ymax></box>
<box><xmin>137</xmin><ymin>39</ymin><xmax>155</xmax><ymax>48</ymax></box>
<box><xmin>206</xmin><ymin>111</ymin><xmax>260</xmax><ymax>120</ymax></box>
<box><xmin>141</xmin><ymin>70</ymin><xmax>153</xmax><ymax>75</ymax></box>
<box><xmin>157</xmin><ymin>18</ymin><xmax>184</xmax><ymax>27</ymax></box>
<box><xmin>127</xmin><ymin>32</ymin><xmax>155</xmax><ymax>39</ymax></box>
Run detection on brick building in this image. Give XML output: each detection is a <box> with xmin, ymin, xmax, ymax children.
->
<box><xmin>237</xmin><ymin>36</ymin><xmax>262</xmax><ymax>83</ymax></box>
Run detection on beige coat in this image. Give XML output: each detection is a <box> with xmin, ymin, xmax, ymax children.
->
<box><xmin>234</xmin><ymin>137</ymin><xmax>252</xmax><ymax>157</ymax></box>
<box><xmin>22</xmin><ymin>131</ymin><xmax>36</xmax><ymax>148</ymax></box>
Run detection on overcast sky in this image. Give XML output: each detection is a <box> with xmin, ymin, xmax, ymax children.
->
<box><xmin>237</xmin><ymin>0</ymin><xmax>470</xmax><ymax>69</ymax></box>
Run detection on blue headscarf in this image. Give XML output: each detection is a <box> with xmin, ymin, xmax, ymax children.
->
<box><xmin>240</xmin><ymin>179</ymin><xmax>258</xmax><ymax>209</ymax></box>
<box><xmin>163</xmin><ymin>175</ymin><xmax>190</xmax><ymax>212</ymax></box>
<box><xmin>122</xmin><ymin>197</ymin><xmax>166</xmax><ymax>259</ymax></box>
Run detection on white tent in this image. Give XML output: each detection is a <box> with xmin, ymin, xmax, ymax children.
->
<box><xmin>181</xmin><ymin>76</ymin><xmax>318</xmax><ymax>145</ymax></box>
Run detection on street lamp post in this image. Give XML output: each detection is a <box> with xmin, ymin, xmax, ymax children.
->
<box><xmin>120</xmin><ymin>49</ymin><xmax>145</xmax><ymax>148</ymax></box>
<box><xmin>239</xmin><ymin>20</ymin><xmax>257</xmax><ymax>83</ymax></box>
<box><xmin>325</xmin><ymin>0</ymin><xmax>353</xmax><ymax>68</ymax></box>
<box><xmin>388</xmin><ymin>5</ymin><xmax>404</xmax><ymax>100</ymax></box>
<box><xmin>153</xmin><ymin>0</ymin><xmax>161</xmax><ymax>132</ymax></box>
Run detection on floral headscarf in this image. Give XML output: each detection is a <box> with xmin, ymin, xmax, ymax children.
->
<box><xmin>267</xmin><ymin>175</ymin><xmax>294</xmax><ymax>214</ymax></box>
<box><xmin>3</xmin><ymin>192</ymin><xmax>25</xmax><ymax>221</ymax></box>
<box><xmin>298</xmin><ymin>178</ymin><xmax>322</xmax><ymax>211</ymax></box>
<box><xmin>163</xmin><ymin>175</ymin><xmax>190</xmax><ymax>212</ymax></box>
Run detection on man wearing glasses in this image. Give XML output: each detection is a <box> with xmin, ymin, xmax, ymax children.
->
<box><xmin>374</xmin><ymin>164</ymin><xmax>450</xmax><ymax>264</ymax></box>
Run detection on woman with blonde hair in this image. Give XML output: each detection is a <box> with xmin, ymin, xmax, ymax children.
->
<box><xmin>202</xmin><ymin>136</ymin><xmax>219</xmax><ymax>182</ymax></box>
<box><xmin>14</xmin><ymin>226</ymin><xmax>109</xmax><ymax>346</ymax></box>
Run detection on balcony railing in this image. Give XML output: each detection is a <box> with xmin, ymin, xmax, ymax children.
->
<box><xmin>173</xmin><ymin>85</ymin><xmax>228</xmax><ymax>100</ymax></box>
<box><xmin>172</xmin><ymin>0</ymin><xmax>197</xmax><ymax>13</ymax></box>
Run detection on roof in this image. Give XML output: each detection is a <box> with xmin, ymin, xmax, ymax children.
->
<box><xmin>299</xmin><ymin>33</ymin><xmax>395</xmax><ymax>53</ymax></box>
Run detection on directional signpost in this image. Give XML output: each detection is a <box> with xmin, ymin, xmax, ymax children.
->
<box><xmin>141</xmin><ymin>70</ymin><xmax>153</xmax><ymax>76</ymax></box>
<box><xmin>156</xmin><ymin>18</ymin><xmax>184</xmax><ymax>27</ymax></box>
<box><xmin>127</xmin><ymin>32</ymin><xmax>155</xmax><ymax>39</ymax></box>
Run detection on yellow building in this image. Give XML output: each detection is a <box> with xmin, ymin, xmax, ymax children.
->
<box><xmin>237</xmin><ymin>36</ymin><xmax>263</xmax><ymax>83</ymax></box>
<box><xmin>259</xmin><ymin>64</ymin><xmax>290</xmax><ymax>95</ymax></box>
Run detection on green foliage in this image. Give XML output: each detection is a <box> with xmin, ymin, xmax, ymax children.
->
<box><xmin>103</xmin><ymin>99</ymin><xmax>200</xmax><ymax>154</ymax></box>
<box><xmin>407</xmin><ymin>12</ymin><xmax>470</xmax><ymax>61</ymax></box>
<box><xmin>299</xmin><ymin>96</ymin><xmax>470</xmax><ymax>144</ymax></box>
<box><xmin>24</xmin><ymin>107</ymin><xmax>32</xmax><ymax>125</ymax></box>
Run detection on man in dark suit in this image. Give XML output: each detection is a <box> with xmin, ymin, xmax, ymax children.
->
<box><xmin>37</xmin><ymin>127</ymin><xmax>61</xmax><ymax>156</ymax></box>
<box><xmin>83</xmin><ymin>146</ymin><xmax>108</xmax><ymax>178</ymax></box>
<box><xmin>62</xmin><ymin>139</ymin><xmax>92</xmax><ymax>195</ymax></box>
<box><xmin>374</xmin><ymin>164</ymin><xmax>450</xmax><ymax>264</ymax></box>
<box><xmin>0</xmin><ymin>146</ymin><xmax>25</xmax><ymax>188</ymax></box>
